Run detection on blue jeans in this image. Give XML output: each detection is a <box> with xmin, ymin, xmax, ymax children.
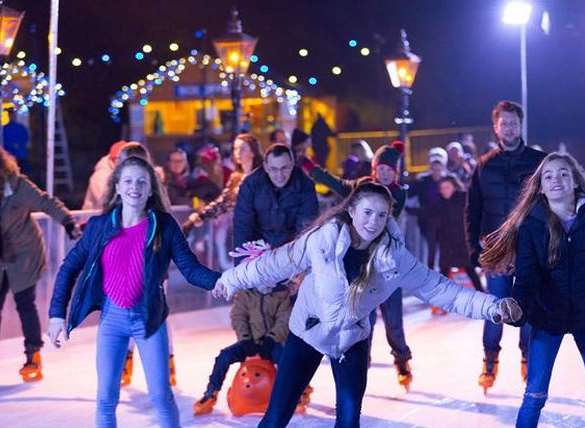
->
<box><xmin>516</xmin><ymin>328</ymin><xmax>585</xmax><ymax>427</ymax></box>
<box><xmin>483</xmin><ymin>274</ymin><xmax>531</xmax><ymax>359</ymax></box>
<box><xmin>259</xmin><ymin>333</ymin><xmax>369</xmax><ymax>428</ymax></box>
<box><xmin>368</xmin><ymin>288</ymin><xmax>412</xmax><ymax>363</ymax></box>
<box><xmin>206</xmin><ymin>339</ymin><xmax>283</xmax><ymax>395</ymax></box>
<box><xmin>96</xmin><ymin>300</ymin><xmax>180</xmax><ymax>428</ymax></box>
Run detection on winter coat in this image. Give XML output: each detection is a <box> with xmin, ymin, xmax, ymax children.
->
<box><xmin>82</xmin><ymin>155</ymin><xmax>114</xmax><ymax>210</ymax></box>
<box><xmin>307</xmin><ymin>165</ymin><xmax>407</xmax><ymax>218</ymax></box>
<box><xmin>465</xmin><ymin>142</ymin><xmax>546</xmax><ymax>263</ymax></box>
<box><xmin>0</xmin><ymin>174</ymin><xmax>74</xmax><ymax>293</ymax></box>
<box><xmin>220</xmin><ymin>219</ymin><xmax>500</xmax><ymax>358</ymax></box>
<box><xmin>234</xmin><ymin>166</ymin><xmax>319</xmax><ymax>250</ymax></box>
<box><xmin>230</xmin><ymin>287</ymin><xmax>292</xmax><ymax>344</ymax></box>
<box><xmin>49</xmin><ymin>208</ymin><xmax>220</xmax><ymax>338</ymax></box>
<box><xmin>436</xmin><ymin>192</ymin><xmax>469</xmax><ymax>270</ymax></box>
<box><xmin>513</xmin><ymin>200</ymin><xmax>585</xmax><ymax>335</ymax></box>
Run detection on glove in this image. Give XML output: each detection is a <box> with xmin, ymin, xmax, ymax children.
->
<box><xmin>489</xmin><ymin>297</ymin><xmax>523</xmax><ymax>324</ymax></box>
<box><xmin>64</xmin><ymin>221</ymin><xmax>81</xmax><ymax>240</ymax></box>
<box><xmin>259</xmin><ymin>336</ymin><xmax>276</xmax><ymax>360</ymax></box>
<box><xmin>229</xmin><ymin>240</ymin><xmax>271</xmax><ymax>261</ymax></box>
<box><xmin>47</xmin><ymin>317</ymin><xmax>68</xmax><ymax>348</ymax></box>
<box><xmin>239</xmin><ymin>339</ymin><xmax>258</xmax><ymax>356</ymax></box>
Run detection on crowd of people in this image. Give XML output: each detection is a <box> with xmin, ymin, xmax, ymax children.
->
<box><xmin>0</xmin><ymin>100</ymin><xmax>582</xmax><ymax>428</ymax></box>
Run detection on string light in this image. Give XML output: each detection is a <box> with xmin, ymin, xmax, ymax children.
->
<box><xmin>288</xmin><ymin>75</ymin><xmax>298</xmax><ymax>84</ymax></box>
<box><xmin>349</xmin><ymin>39</ymin><xmax>357</xmax><ymax>47</ymax></box>
<box><xmin>169</xmin><ymin>43</ymin><xmax>179</xmax><ymax>52</ymax></box>
<box><xmin>360</xmin><ymin>47</ymin><xmax>370</xmax><ymax>56</ymax></box>
<box><xmin>142</xmin><ymin>44</ymin><xmax>152</xmax><ymax>53</ymax></box>
<box><xmin>331</xmin><ymin>66</ymin><xmax>342</xmax><ymax>75</ymax></box>
<box><xmin>16</xmin><ymin>51</ymin><xmax>25</xmax><ymax>59</ymax></box>
<box><xmin>298</xmin><ymin>48</ymin><xmax>308</xmax><ymax>57</ymax></box>
<box><xmin>135</xmin><ymin>52</ymin><xmax>144</xmax><ymax>61</ymax></box>
<box><xmin>72</xmin><ymin>58</ymin><xmax>82</xmax><ymax>67</ymax></box>
<box><xmin>308</xmin><ymin>77</ymin><xmax>317</xmax><ymax>85</ymax></box>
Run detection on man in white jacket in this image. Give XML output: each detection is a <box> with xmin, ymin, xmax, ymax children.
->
<box><xmin>82</xmin><ymin>140</ymin><xmax>126</xmax><ymax>210</ymax></box>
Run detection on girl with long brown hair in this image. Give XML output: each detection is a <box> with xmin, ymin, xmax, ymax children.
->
<box><xmin>480</xmin><ymin>152</ymin><xmax>585</xmax><ymax>427</ymax></box>
<box><xmin>48</xmin><ymin>156</ymin><xmax>220</xmax><ymax>428</ymax></box>
<box><xmin>214</xmin><ymin>180</ymin><xmax>522</xmax><ymax>428</ymax></box>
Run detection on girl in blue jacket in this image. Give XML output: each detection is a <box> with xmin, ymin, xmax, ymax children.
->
<box><xmin>47</xmin><ymin>156</ymin><xmax>220</xmax><ymax>428</ymax></box>
<box><xmin>481</xmin><ymin>152</ymin><xmax>585</xmax><ymax>428</ymax></box>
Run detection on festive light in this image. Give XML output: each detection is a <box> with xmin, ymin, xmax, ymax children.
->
<box><xmin>72</xmin><ymin>58</ymin><xmax>82</xmax><ymax>67</ymax></box>
<box><xmin>101</xmin><ymin>54</ymin><xmax>110</xmax><ymax>62</ymax></box>
<box><xmin>360</xmin><ymin>47</ymin><xmax>370</xmax><ymax>56</ymax></box>
<box><xmin>135</xmin><ymin>52</ymin><xmax>144</xmax><ymax>60</ymax></box>
<box><xmin>142</xmin><ymin>44</ymin><xmax>152</xmax><ymax>53</ymax></box>
<box><xmin>331</xmin><ymin>66</ymin><xmax>342</xmax><ymax>75</ymax></box>
<box><xmin>259</xmin><ymin>64</ymin><xmax>269</xmax><ymax>73</ymax></box>
<box><xmin>349</xmin><ymin>39</ymin><xmax>357</xmax><ymax>47</ymax></box>
<box><xmin>288</xmin><ymin>75</ymin><xmax>297</xmax><ymax>84</ymax></box>
<box><xmin>109</xmin><ymin>52</ymin><xmax>301</xmax><ymax>122</ymax></box>
<box><xmin>308</xmin><ymin>77</ymin><xmax>317</xmax><ymax>85</ymax></box>
<box><xmin>298</xmin><ymin>48</ymin><xmax>308</xmax><ymax>57</ymax></box>
<box><xmin>169</xmin><ymin>43</ymin><xmax>179</xmax><ymax>51</ymax></box>
<box><xmin>55</xmin><ymin>47</ymin><xmax>62</xmax><ymax>55</ymax></box>
<box><xmin>250</xmin><ymin>54</ymin><xmax>258</xmax><ymax>63</ymax></box>
<box><xmin>16</xmin><ymin>50</ymin><xmax>25</xmax><ymax>59</ymax></box>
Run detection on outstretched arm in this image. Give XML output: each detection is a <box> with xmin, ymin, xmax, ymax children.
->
<box><xmin>218</xmin><ymin>229</ymin><xmax>314</xmax><ymax>298</ymax></box>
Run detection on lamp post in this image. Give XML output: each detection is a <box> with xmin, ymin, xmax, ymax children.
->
<box><xmin>0</xmin><ymin>0</ymin><xmax>24</xmax><ymax>148</ymax></box>
<box><xmin>213</xmin><ymin>8</ymin><xmax>257</xmax><ymax>136</ymax></box>
<box><xmin>384</xmin><ymin>29</ymin><xmax>420</xmax><ymax>144</ymax></box>
<box><xmin>502</xmin><ymin>1</ymin><xmax>532</xmax><ymax>141</ymax></box>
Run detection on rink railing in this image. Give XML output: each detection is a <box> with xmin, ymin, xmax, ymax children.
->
<box><xmin>0</xmin><ymin>206</ymin><xmax>230</xmax><ymax>340</ymax></box>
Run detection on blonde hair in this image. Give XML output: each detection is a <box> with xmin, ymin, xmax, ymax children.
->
<box><xmin>480</xmin><ymin>152</ymin><xmax>585</xmax><ymax>272</ymax></box>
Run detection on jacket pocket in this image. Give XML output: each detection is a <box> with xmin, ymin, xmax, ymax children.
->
<box><xmin>305</xmin><ymin>316</ymin><xmax>320</xmax><ymax>330</ymax></box>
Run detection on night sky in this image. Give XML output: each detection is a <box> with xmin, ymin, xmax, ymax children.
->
<box><xmin>8</xmin><ymin>0</ymin><xmax>585</xmax><ymax>155</ymax></box>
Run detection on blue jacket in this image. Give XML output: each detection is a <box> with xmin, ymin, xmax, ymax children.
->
<box><xmin>49</xmin><ymin>208</ymin><xmax>220</xmax><ymax>338</ymax></box>
<box><xmin>234</xmin><ymin>166</ymin><xmax>319</xmax><ymax>251</ymax></box>
<box><xmin>513</xmin><ymin>200</ymin><xmax>585</xmax><ymax>334</ymax></box>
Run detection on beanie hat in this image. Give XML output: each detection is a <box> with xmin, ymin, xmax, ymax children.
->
<box><xmin>291</xmin><ymin>128</ymin><xmax>310</xmax><ymax>148</ymax></box>
<box><xmin>428</xmin><ymin>147</ymin><xmax>448</xmax><ymax>166</ymax></box>
<box><xmin>446</xmin><ymin>141</ymin><xmax>464</xmax><ymax>155</ymax></box>
<box><xmin>109</xmin><ymin>140</ymin><xmax>127</xmax><ymax>161</ymax></box>
<box><xmin>372</xmin><ymin>140</ymin><xmax>404</xmax><ymax>170</ymax></box>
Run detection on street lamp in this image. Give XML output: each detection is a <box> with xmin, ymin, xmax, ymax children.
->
<box><xmin>213</xmin><ymin>8</ymin><xmax>257</xmax><ymax>135</ymax></box>
<box><xmin>384</xmin><ymin>29</ymin><xmax>421</xmax><ymax>144</ymax></box>
<box><xmin>0</xmin><ymin>0</ymin><xmax>24</xmax><ymax>148</ymax></box>
<box><xmin>502</xmin><ymin>1</ymin><xmax>532</xmax><ymax>141</ymax></box>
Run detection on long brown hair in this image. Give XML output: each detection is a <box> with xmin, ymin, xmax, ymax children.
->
<box><xmin>103</xmin><ymin>156</ymin><xmax>168</xmax><ymax>214</ymax></box>
<box><xmin>294</xmin><ymin>180</ymin><xmax>397</xmax><ymax>314</ymax></box>
<box><xmin>233</xmin><ymin>133</ymin><xmax>263</xmax><ymax>173</ymax></box>
<box><xmin>0</xmin><ymin>147</ymin><xmax>20</xmax><ymax>198</ymax></box>
<box><xmin>480</xmin><ymin>152</ymin><xmax>585</xmax><ymax>273</ymax></box>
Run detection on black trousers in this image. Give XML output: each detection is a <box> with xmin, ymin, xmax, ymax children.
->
<box><xmin>0</xmin><ymin>274</ymin><xmax>43</xmax><ymax>356</ymax></box>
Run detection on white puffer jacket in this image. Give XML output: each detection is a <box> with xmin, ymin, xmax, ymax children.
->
<box><xmin>220</xmin><ymin>219</ymin><xmax>499</xmax><ymax>359</ymax></box>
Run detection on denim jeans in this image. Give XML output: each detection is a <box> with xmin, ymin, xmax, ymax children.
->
<box><xmin>516</xmin><ymin>328</ymin><xmax>585</xmax><ymax>427</ymax></box>
<box><xmin>483</xmin><ymin>274</ymin><xmax>531</xmax><ymax>359</ymax></box>
<box><xmin>259</xmin><ymin>332</ymin><xmax>369</xmax><ymax>428</ymax></box>
<box><xmin>96</xmin><ymin>299</ymin><xmax>180</xmax><ymax>428</ymax></box>
<box><xmin>0</xmin><ymin>275</ymin><xmax>43</xmax><ymax>356</ymax></box>
<box><xmin>368</xmin><ymin>288</ymin><xmax>412</xmax><ymax>363</ymax></box>
<box><xmin>205</xmin><ymin>339</ymin><xmax>283</xmax><ymax>395</ymax></box>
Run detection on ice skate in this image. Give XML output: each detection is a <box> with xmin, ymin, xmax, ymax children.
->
<box><xmin>120</xmin><ymin>350</ymin><xmax>133</xmax><ymax>387</ymax></box>
<box><xmin>478</xmin><ymin>359</ymin><xmax>499</xmax><ymax>395</ymax></box>
<box><xmin>193</xmin><ymin>391</ymin><xmax>218</xmax><ymax>416</ymax></box>
<box><xmin>19</xmin><ymin>351</ymin><xmax>43</xmax><ymax>382</ymax></box>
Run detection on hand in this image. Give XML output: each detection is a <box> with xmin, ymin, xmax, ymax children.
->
<box><xmin>64</xmin><ymin>222</ymin><xmax>82</xmax><ymax>240</ymax></box>
<box><xmin>299</xmin><ymin>156</ymin><xmax>317</xmax><ymax>173</ymax></box>
<box><xmin>240</xmin><ymin>339</ymin><xmax>258</xmax><ymax>356</ymax></box>
<box><xmin>491</xmin><ymin>297</ymin><xmax>523</xmax><ymax>324</ymax></box>
<box><xmin>189</xmin><ymin>212</ymin><xmax>204</xmax><ymax>228</ymax></box>
<box><xmin>228</xmin><ymin>240</ymin><xmax>271</xmax><ymax>260</ymax></box>
<box><xmin>259</xmin><ymin>336</ymin><xmax>276</xmax><ymax>360</ymax></box>
<box><xmin>47</xmin><ymin>317</ymin><xmax>68</xmax><ymax>348</ymax></box>
<box><xmin>212</xmin><ymin>281</ymin><xmax>228</xmax><ymax>300</ymax></box>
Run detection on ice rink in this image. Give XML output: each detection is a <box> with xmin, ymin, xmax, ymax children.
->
<box><xmin>1</xmin><ymin>298</ymin><xmax>584</xmax><ymax>427</ymax></box>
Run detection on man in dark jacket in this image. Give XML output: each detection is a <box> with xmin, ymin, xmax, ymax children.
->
<box><xmin>465</xmin><ymin>100</ymin><xmax>546</xmax><ymax>392</ymax></box>
<box><xmin>234</xmin><ymin>143</ymin><xmax>318</xmax><ymax>255</ymax></box>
